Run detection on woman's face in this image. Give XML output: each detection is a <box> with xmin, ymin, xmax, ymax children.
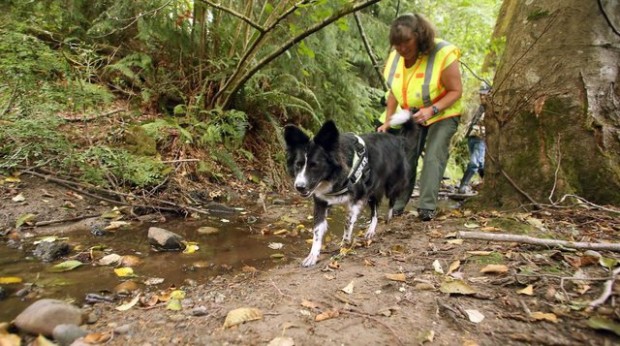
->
<box><xmin>394</xmin><ymin>28</ymin><xmax>417</xmax><ymax>61</ymax></box>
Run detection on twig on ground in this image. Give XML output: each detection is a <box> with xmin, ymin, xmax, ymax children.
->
<box><xmin>589</xmin><ymin>266</ymin><xmax>620</xmax><ymax>308</ymax></box>
<box><xmin>28</xmin><ymin>214</ymin><xmax>102</xmax><ymax>227</ymax></box>
<box><xmin>341</xmin><ymin>310</ymin><xmax>404</xmax><ymax>346</ymax></box>
<box><xmin>459</xmin><ymin>231</ymin><xmax>620</xmax><ymax>252</ymax></box>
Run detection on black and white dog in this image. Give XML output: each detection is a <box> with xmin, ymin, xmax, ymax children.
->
<box><xmin>284</xmin><ymin>116</ymin><xmax>419</xmax><ymax>266</ymax></box>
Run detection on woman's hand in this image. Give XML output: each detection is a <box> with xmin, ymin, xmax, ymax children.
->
<box><xmin>377</xmin><ymin>123</ymin><xmax>390</xmax><ymax>133</ymax></box>
<box><xmin>412</xmin><ymin>107</ymin><xmax>434</xmax><ymax>124</ymax></box>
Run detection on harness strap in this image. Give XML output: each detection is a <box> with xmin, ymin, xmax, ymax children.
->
<box><xmin>325</xmin><ymin>135</ymin><xmax>368</xmax><ymax>197</ymax></box>
<box><xmin>421</xmin><ymin>41</ymin><xmax>449</xmax><ymax>107</ymax></box>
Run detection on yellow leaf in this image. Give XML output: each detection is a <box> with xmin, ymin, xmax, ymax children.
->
<box><xmin>0</xmin><ymin>277</ymin><xmax>22</xmax><ymax>284</ymax></box>
<box><xmin>480</xmin><ymin>264</ymin><xmax>509</xmax><ymax>274</ymax></box>
<box><xmin>530</xmin><ymin>311</ymin><xmax>558</xmax><ymax>323</ymax></box>
<box><xmin>223</xmin><ymin>307</ymin><xmax>263</xmax><ymax>328</ymax></box>
<box><xmin>182</xmin><ymin>242</ymin><xmax>200</xmax><ymax>254</ymax></box>
<box><xmin>0</xmin><ymin>333</ymin><xmax>20</xmax><ymax>346</ymax></box>
<box><xmin>447</xmin><ymin>260</ymin><xmax>461</xmax><ymax>275</ymax></box>
<box><xmin>315</xmin><ymin>309</ymin><xmax>339</xmax><ymax>322</ymax></box>
<box><xmin>4</xmin><ymin>176</ymin><xmax>21</xmax><ymax>183</ymax></box>
<box><xmin>49</xmin><ymin>260</ymin><xmax>83</xmax><ymax>272</ymax></box>
<box><xmin>464</xmin><ymin>223</ymin><xmax>480</xmax><ymax>229</ymax></box>
<box><xmin>517</xmin><ymin>285</ymin><xmax>534</xmax><ymax>296</ymax></box>
<box><xmin>439</xmin><ymin>280</ymin><xmax>477</xmax><ymax>295</ymax></box>
<box><xmin>170</xmin><ymin>290</ymin><xmax>186</xmax><ymax>299</ymax></box>
<box><xmin>166</xmin><ymin>298</ymin><xmax>182</xmax><ymax>311</ymax></box>
<box><xmin>385</xmin><ymin>273</ymin><xmax>407</xmax><ymax>282</ymax></box>
<box><xmin>114</xmin><ymin>267</ymin><xmax>136</xmax><ymax>277</ymax></box>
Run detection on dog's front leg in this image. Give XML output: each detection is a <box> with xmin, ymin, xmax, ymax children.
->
<box><xmin>302</xmin><ymin>199</ymin><xmax>329</xmax><ymax>267</ymax></box>
<box><xmin>364</xmin><ymin>199</ymin><xmax>379</xmax><ymax>239</ymax></box>
<box><xmin>342</xmin><ymin>199</ymin><xmax>365</xmax><ymax>246</ymax></box>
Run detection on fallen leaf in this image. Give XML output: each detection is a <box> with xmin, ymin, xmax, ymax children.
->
<box><xmin>104</xmin><ymin>221</ymin><xmax>131</xmax><ymax>230</ymax></box>
<box><xmin>0</xmin><ymin>333</ymin><xmax>20</xmax><ymax>346</ymax></box>
<box><xmin>182</xmin><ymin>242</ymin><xmax>200</xmax><ymax>254</ymax></box>
<box><xmin>15</xmin><ymin>213</ymin><xmax>36</xmax><ymax>228</ymax></box>
<box><xmin>517</xmin><ymin>285</ymin><xmax>534</xmax><ymax>296</ymax></box>
<box><xmin>143</xmin><ymin>277</ymin><xmax>165</xmax><ymax>286</ymax></box>
<box><xmin>268</xmin><ymin>242</ymin><xmax>284</xmax><ymax>250</ymax></box>
<box><xmin>446</xmin><ymin>239</ymin><xmax>463</xmax><ymax>245</ymax></box>
<box><xmin>83</xmin><ymin>331</ymin><xmax>113</xmax><ymax>343</ymax></box>
<box><xmin>114</xmin><ymin>267</ymin><xmax>136</xmax><ymax>278</ymax></box>
<box><xmin>587</xmin><ymin>316</ymin><xmax>620</xmax><ymax>336</ymax></box>
<box><xmin>439</xmin><ymin>280</ymin><xmax>477</xmax><ymax>295</ymax></box>
<box><xmin>480</xmin><ymin>264</ymin><xmax>509</xmax><ymax>274</ymax></box>
<box><xmin>530</xmin><ymin>311</ymin><xmax>558</xmax><ymax>323</ymax></box>
<box><xmin>116</xmin><ymin>293</ymin><xmax>141</xmax><ymax>311</ymax></box>
<box><xmin>421</xmin><ymin>330</ymin><xmax>435</xmax><ymax>344</ymax></box>
<box><xmin>49</xmin><ymin>260</ymin><xmax>83</xmax><ymax>272</ymax></box>
<box><xmin>223</xmin><ymin>307</ymin><xmax>263</xmax><ymax>328</ymax></box>
<box><xmin>120</xmin><ymin>255</ymin><xmax>142</xmax><ymax>267</ymax></box>
<box><xmin>341</xmin><ymin>280</ymin><xmax>355</xmax><ymax>294</ymax></box>
<box><xmin>599</xmin><ymin>257</ymin><xmax>619</xmax><ymax>271</ymax></box>
<box><xmin>166</xmin><ymin>298</ymin><xmax>182</xmax><ymax>311</ymax></box>
<box><xmin>465</xmin><ymin>309</ymin><xmax>485</xmax><ymax>323</ymax></box>
<box><xmin>0</xmin><ymin>277</ymin><xmax>22</xmax><ymax>284</ymax></box>
<box><xmin>315</xmin><ymin>309</ymin><xmax>339</xmax><ymax>322</ymax></box>
<box><xmin>385</xmin><ymin>273</ymin><xmax>407</xmax><ymax>282</ymax></box>
<box><xmin>433</xmin><ymin>259</ymin><xmax>444</xmax><ymax>274</ymax></box>
<box><xmin>464</xmin><ymin>223</ymin><xmax>480</xmax><ymax>229</ymax></box>
<box><xmin>267</xmin><ymin>336</ymin><xmax>295</xmax><ymax>346</ymax></box>
<box><xmin>11</xmin><ymin>194</ymin><xmax>25</xmax><ymax>202</ymax></box>
<box><xmin>32</xmin><ymin>335</ymin><xmax>56</xmax><ymax>346</ymax></box>
<box><xmin>328</xmin><ymin>261</ymin><xmax>340</xmax><ymax>270</ymax></box>
<box><xmin>270</xmin><ymin>253</ymin><xmax>285</xmax><ymax>259</ymax></box>
<box><xmin>447</xmin><ymin>260</ymin><xmax>461</xmax><ymax>275</ymax></box>
<box><xmin>301</xmin><ymin>300</ymin><xmax>320</xmax><ymax>310</ymax></box>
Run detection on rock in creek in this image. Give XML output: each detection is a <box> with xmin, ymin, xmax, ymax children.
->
<box><xmin>13</xmin><ymin>299</ymin><xmax>83</xmax><ymax>336</ymax></box>
<box><xmin>52</xmin><ymin>324</ymin><xmax>88</xmax><ymax>346</ymax></box>
<box><xmin>33</xmin><ymin>241</ymin><xmax>71</xmax><ymax>262</ymax></box>
<box><xmin>147</xmin><ymin>227</ymin><xmax>186</xmax><ymax>251</ymax></box>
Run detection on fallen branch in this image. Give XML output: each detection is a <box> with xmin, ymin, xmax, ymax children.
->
<box><xmin>29</xmin><ymin>213</ymin><xmax>102</xmax><ymax>228</ymax></box>
<box><xmin>589</xmin><ymin>266</ymin><xmax>620</xmax><ymax>308</ymax></box>
<box><xmin>458</xmin><ymin>231</ymin><xmax>620</xmax><ymax>252</ymax></box>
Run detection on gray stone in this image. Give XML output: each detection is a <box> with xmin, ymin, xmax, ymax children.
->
<box><xmin>14</xmin><ymin>299</ymin><xmax>83</xmax><ymax>336</ymax></box>
<box><xmin>33</xmin><ymin>242</ymin><xmax>71</xmax><ymax>262</ymax></box>
<box><xmin>52</xmin><ymin>324</ymin><xmax>87</xmax><ymax>346</ymax></box>
<box><xmin>147</xmin><ymin>227</ymin><xmax>185</xmax><ymax>251</ymax></box>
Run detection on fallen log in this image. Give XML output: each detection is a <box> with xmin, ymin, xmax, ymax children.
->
<box><xmin>458</xmin><ymin>231</ymin><xmax>620</xmax><ymax>252</ymax></box>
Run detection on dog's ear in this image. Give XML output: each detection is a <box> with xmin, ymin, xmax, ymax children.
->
<box><xmin>314</xmin><ymin>120</ymin><xmax>339</xmax><ymax>152</ymax></box>
<box><xmin>284</xmin><ymin>124</ymin><xmax>309</xmax><ymax>149</ymax></box>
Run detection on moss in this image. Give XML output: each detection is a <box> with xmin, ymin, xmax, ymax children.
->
<box><xmin>488</xmin><ymin>217</ymin><xmax>535</xmax><ymax>234</ymax></box>
<box><xmin>470</xmin><ymin>252</ymin><xmax>504</xmax><ymax>265</ymax></box>
<box><xmin>527</xmin><ymin>9</ymin><xmax>549</xmax><ymax>21</ymax></box>
<box><xmin>124</xmin><ymin>126</ymin><xmax>157</xmax><ymax>156</ymax></box>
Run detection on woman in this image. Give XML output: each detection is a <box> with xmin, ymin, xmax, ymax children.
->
<box><xmin>377</xmin><ymin>13</ymin><xmax>463</xmax><ymax>221</ymax></box>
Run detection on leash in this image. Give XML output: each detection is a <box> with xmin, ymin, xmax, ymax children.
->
<box><xmin>325</xmin><ymin>135</ymin><xmax>369</xmax><ymax>197</ymax></box>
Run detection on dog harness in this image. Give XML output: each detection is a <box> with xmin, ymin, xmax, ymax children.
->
<box><xmin>325</xmin><ymin>135</ymin><xmax>368</xmax><ymax>197</ymax></box>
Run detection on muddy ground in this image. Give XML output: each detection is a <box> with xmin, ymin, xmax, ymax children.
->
<box><xmin>1</xmin><ymin>175</ymin><xmax>620</xmax><ymax>346</ymax></box>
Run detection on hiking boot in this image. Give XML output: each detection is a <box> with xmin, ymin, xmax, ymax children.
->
<box><xmin>417</xmin><ymin>208</ymin><xmax>436</xmax><ymax>222</ymax></box>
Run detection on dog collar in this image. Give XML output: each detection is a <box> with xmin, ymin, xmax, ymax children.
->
<box><xmin>325</xmin><ymin>135</ymin><xmax>368</xmax><ymax>197</ymax></box>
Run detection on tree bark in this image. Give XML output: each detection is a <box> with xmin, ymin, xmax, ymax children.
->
<box><xmin>483</xmin><ymin>0</ymin><xmax>620</xmax><ymax>208</ymax></box>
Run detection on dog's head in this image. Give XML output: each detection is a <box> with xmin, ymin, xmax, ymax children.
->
<box><xmin>283</xmin><ymin>120</ymin><xmax>343</xmax><ymax>197</ymax></box>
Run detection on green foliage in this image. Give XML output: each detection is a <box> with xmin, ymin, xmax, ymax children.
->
<box><xmin>0</xmin><ymin>116</ymin><xmax>72</xmax><ymax>173</ymax></box>
<box><xmin>73</xmin><ymin>146</ymin><xmax>169</xmax><ymax>188</ymax></box>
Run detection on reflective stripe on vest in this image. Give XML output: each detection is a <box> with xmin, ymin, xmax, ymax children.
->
<box><xmin>386</xmin><ymin>52</ymin><xmax>401</xmax><ymax>88</ymax></box>
<box><xmin>422</xmin><ymin>41</ymin><xmax>449</xmax><ymax>107</ymax></box>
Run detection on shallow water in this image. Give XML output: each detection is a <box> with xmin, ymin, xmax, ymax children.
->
<box><xmin>0</xmin><ymin>207</ymin><xmax>320</xmax><ymax>321</ymax></box>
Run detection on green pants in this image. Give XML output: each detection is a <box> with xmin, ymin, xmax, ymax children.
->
<box><xmin>394</xmin><ymin>116</ymin><xmax>459</xmax><ymax>212</ymax></box>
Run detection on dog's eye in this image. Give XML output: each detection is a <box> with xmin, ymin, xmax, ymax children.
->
<box><xmin>307</xmin><ymin>161</ymin><xmax>317</xmax><ymax>169</ymax></box>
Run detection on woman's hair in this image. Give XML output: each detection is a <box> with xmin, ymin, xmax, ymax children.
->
<box><xmin>389</xmin><ymin>13</ymin><xmax>436</xmax><ymax>55</ymax></box>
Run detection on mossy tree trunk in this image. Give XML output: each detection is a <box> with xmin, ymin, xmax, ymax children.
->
<box><xmin>482</xmin><ymin>0</ymin><xmax>620</xmax><ymax>208</ymax></box>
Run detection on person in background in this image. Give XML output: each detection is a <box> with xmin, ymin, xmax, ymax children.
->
<box><xmin>377</xmin><ymin>13</ymin><xmax>463</xmax><ymax>222</ymax></box>
<box><xmin>458</xmin><ymin>83</ymin><xmax>490</xmax><ymax>194</ymax></box>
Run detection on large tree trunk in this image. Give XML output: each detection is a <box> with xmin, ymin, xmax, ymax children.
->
<box><xmin>483</xmin><ymin>0</ymin><xmax>620</xmax><ymax>208</ymax></box>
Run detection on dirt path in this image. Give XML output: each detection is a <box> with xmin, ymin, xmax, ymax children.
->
<box><xmin>2</xmin><ymin>175</ymin><xmax>620</xmax><ymax>345</ymax></box>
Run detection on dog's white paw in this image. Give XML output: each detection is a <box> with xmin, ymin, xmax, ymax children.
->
<box><xmin>364</xmin><ymin>229</ymin><xmax>375</xmax><ymax>239</ymax></box>
<box><xmin>301</xmin><ymin>253</ymin><xmax>319</xmax><ymax>267</ymax></box>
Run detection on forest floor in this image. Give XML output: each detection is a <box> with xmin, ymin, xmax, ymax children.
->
<box><xmin>2</xmin><ymin>175</ymin><xmax>620</xmax><ymax>346</ymax></box>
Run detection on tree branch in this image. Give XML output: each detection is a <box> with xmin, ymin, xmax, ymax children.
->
<box><xmin>197</xmin><ymin>0</ymin><xmax>266</xmax><ymax>33</ymax></box>
<box><xmin>353</xmin><ymin>12</ymin><xmax>387</xmax><ymax>89</ymax></box>
<box><xmin>458</xmin><ymin>231</ymin><xmax>620</xmax><ymax>252</ymax></box>
<box><xmin>220</xmin><ymin>0</ymin><xmax>382</xmax><ymax>108</ymax></box>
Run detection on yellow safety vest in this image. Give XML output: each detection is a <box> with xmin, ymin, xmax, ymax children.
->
<box><xmin>383</xmin><ymin>39</ymin><xmax>462</xmax><ymax>126</ymax></box>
